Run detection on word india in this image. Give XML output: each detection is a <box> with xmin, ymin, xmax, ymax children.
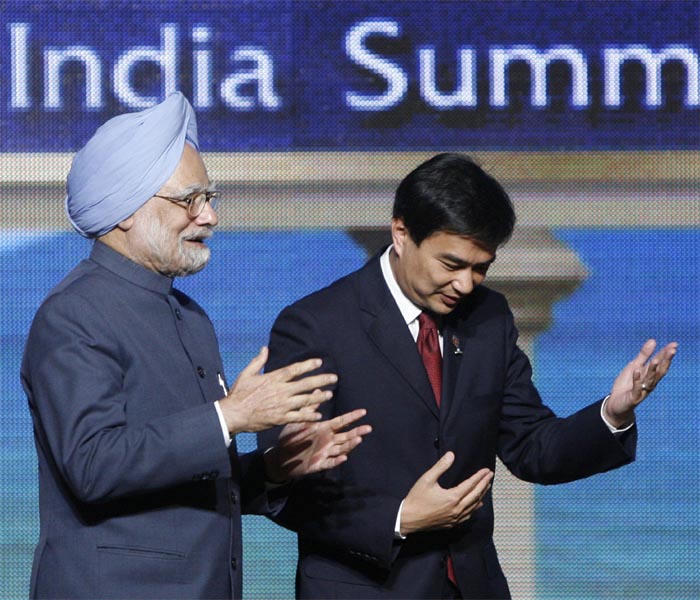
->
<box><xmin>7</xmin><ymin>21</ymin><xmax>699</xmax><ymax>112</ymax></box>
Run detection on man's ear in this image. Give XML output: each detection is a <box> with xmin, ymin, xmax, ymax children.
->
<box><xmin>391</xmin><ymin>218</ymin><xmax>408</xmax><ymax>257</ymax></box>
<box><xmin>116</xmin><ymin>216</ymin><xmax>135</xmax><ymax>231</ymax></box>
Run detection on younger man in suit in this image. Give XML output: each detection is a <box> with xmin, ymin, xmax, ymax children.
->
<box><xmin>258</xmin><ymin>153</ymin><xmax>676</xmax><ymax>599</ymax></box>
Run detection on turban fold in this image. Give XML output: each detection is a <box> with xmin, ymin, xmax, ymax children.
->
<box><xmin>65</xmin><ymin>92</ymin><xmax>199</xmax><ymax>238</ymax></box>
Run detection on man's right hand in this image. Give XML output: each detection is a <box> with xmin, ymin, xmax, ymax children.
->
<box><xmin>400</xmin><ymin>452</ymin><xmax>493</xmax><ymax>536</ymax></box>
<box><xmin>219</xmin><ymin>347</ymin><xmax>338</xmax><ymax>435</ymax></box>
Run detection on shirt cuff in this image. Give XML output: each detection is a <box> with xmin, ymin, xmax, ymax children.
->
<box><xmin>600</xmin><ymin>395</ymin><xmax>635</xmax><ymax>433</ymax></box>
<box><xmin>214</xmin><ymin>400</ymin><xmax>232</xmax><ymax>448</ymax></box>
<box><xmin>394</xmin><ymin>499</ymin><xmax>407</xmax><ymax>539</ymax></box>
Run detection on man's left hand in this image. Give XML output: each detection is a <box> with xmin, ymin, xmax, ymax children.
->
<box><xmin>605</xmin><ymin>339</ymin><xmax>678</xmax><ymax>429</ymax></box>
<box><xmin>264</xmin><ymin>409</ymin><xmax>372</xmax><ymax>483</ymax></box>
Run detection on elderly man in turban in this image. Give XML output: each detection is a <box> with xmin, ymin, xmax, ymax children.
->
<box><xmin>21</xmin><ymin>92</ymin><xmax>371</xmax><ymax>600</ymax></box>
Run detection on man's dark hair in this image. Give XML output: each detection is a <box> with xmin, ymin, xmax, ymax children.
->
<box><xmin>392</xmin><ymin>153</ymin><xmax>516</xmax><ymax>249</ymax></box>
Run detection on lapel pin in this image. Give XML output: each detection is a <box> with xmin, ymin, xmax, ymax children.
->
<box><xmin>451</xmin><ymin>334</ymin><xmax>463</xmax><ymax>355</ymax></box>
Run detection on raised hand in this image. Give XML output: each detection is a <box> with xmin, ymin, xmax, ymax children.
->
<box><xmin>219</xmin><ymin>347</ymin><xmax>338</xmax><ymax>435</ymax></box>
<box><xmin>400</xmin><ymin>452</ymin><xmax>493</xmax><ymax>536</ymax></box>
<box><xmin>264</xmin><ymin>408</ymin><xmax>372</xmax><ymax>482</ymax></box>
<box><xmin>604</xmin><ymin>339</ymin><xmax>678</xmax><ymax>428</ymax></box>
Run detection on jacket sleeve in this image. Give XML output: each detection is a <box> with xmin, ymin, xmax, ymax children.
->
<box><xmin>496</xmin><ymin>307</ymin><xmax>636</xmax><ymax>484</ymax></box>
<box><xmin>238</xmin><ymin>448</ymin><xmax>287</xmax><ymax>517</ymax></box>
<box><xmin>257</xmin><ymin>303</ymin><xmax>403</xmax><ymax>569</ymax></box>
<box><xmin>22</xmin><ymin>293</ymin><xmax>233</xmax><ymax>504</ymax></box>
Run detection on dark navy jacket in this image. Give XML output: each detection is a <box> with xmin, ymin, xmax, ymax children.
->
<box><xmin>259</xmin><ymin>253</ymin><xmax>636</xmax><ymax>599</ymax></box>
<box><xmin>22</xmin><ymin>241</ymin><xmax>270</xmax><ymax>599</ymax></box>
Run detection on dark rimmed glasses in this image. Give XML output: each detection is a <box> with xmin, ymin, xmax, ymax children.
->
<box><xmin>153</xmin><ymin>191</ymin><xmax>220</xmax><ymax>218</ymax></box>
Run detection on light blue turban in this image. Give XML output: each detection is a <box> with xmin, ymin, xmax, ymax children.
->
<box><xmin>65</xmin><ymin>92</ymin><xmax>199</xmax><ymax>238</ymax></box>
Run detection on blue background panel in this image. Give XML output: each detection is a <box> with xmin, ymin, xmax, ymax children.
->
<box><xmin>1</xmin><ymin>229</ymin><xmax>698</xmax><ymax>599</ymax></box>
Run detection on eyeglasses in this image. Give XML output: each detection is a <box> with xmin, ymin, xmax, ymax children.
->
<box><xmin>153</xmin><ymin>191</ymin><xmax>220</xmax><ymax>218</ymax></box>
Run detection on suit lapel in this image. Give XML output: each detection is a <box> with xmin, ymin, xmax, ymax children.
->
<box><xmin>440</xmin><ymin>296</ymin><xmax>483</xmax><ymax>423</ymax></box>
<box><xmin>441</xmin><ymin>323</ymin><xmax>464</xmax><ymax>423</ymax></box>
<box><xmin>358</xmin><ymin>256</ymin><xmax>440</xmax><ymax>419</ymax></box>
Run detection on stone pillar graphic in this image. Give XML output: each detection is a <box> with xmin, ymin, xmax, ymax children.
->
<box><xmin>484</xmin><ymin>226</ymin><xmax>587</xmax><ymax>598</ymax></box>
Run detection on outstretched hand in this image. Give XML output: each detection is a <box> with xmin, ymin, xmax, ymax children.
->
<box><xmin>400</xmin><ymin>452</ymin><xmax>493</xmax><ymax>536</ymax></box>
<box><xmin>604</xmin><ymin>339</ymin><xmax>678</xmax><ymax>428</ymax></box>
<box><xmin>218</xmin><ymin>347</ymin><xmax>338</xmax><ymax>435</ymax></box>
<box><xmin>264</xmin><ymin>408</ymin><xmax>372</xmax><ymax>482</ymax></box>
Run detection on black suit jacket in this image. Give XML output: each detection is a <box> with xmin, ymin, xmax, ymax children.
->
<box><xmin>259</xmin><ymin>253</ymin><xmax>635</xmax><ymax>599</ymax></box>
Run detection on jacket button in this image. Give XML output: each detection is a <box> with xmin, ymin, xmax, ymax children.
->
<box><xmin>433</xmin><ymin>437</ymin><xmax>440</xmax><ymax>448</ymax></box>
<box><xmin>231</xmin><ymin>557</ymin><xmax>237</xmax><ymax>569</ymax></box>
<box><xmin>230</xmin><ymin>492</ymin><xmax>237</xmax><ymax>504</ymax></box>
<box><xmin>197</xmin><ymin>366</ymin><xmax>205</xmax><ymax>378</ymax></box>
<box><xmin>175</xmin><ymin>308</ymin><xmax>182</xmax><ymax>320</ymax></box>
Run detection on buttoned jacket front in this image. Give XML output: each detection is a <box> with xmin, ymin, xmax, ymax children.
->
<box><xmin>22</xmin><ymin>242</ymin><xmax>269</xmax><ymax>599</ymax></box>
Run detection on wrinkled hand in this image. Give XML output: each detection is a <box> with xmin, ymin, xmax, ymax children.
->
<box><xmin>264</xmin><ymin>408</ymin><xmax>372</xmax><ymax>482</ymax></box>
<box><xmin>219</xmin><ymin>347</ymin><xmax>338</xmax><ymax>435</ymax></box>
<box><xmin>605</xmin><ymin>339</ymin><xmax>678</xmax><ymax>428</ymax></box>
<box><xmin>400</xmin><ymin>452</ymin><xmax>493</xmax><ymax>536</ymax></box>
